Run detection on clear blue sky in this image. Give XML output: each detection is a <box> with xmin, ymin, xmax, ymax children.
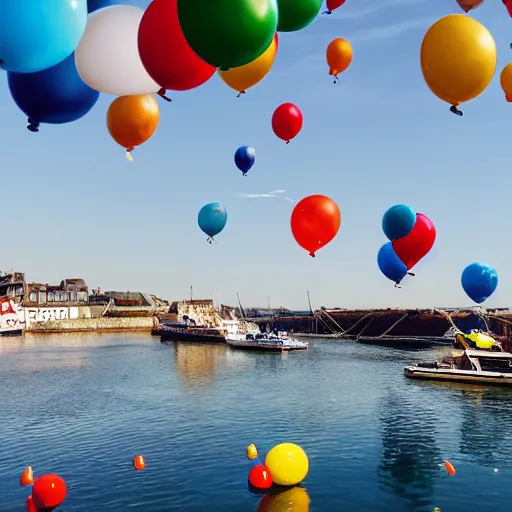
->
<box><xmin>1</xmin><ymin>0</ymin><xmax>510</xmax><ymax>310</ymax></box>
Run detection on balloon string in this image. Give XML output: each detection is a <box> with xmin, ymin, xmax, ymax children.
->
<box><xmin>286</xmin><ymin>140</ymin><xmax>290</xmax><ymax>144</ymax></box>
<box><xmin>125</xmin><ymin>149</ymin><xmax>134</xmax><ymax>162</ymax></box>
<box><xmin>450</xmin><ymin>105</ymin><xmax>463</xmax><ymax>116</ymax></box>
<box><xmin>333</xmin><ymin>76</ymin><xmax>339</xmax><ymax>84</ymax></box>
<box><xmin>207</xmin><ymin>237</ymin><xmax>213</xmax><ymax>244</ymax></box>
<box><xmin>157</xmin><ymin>88</ymin><xmax>172</xmax><ymax>102</ymax></box>
<box><xmin>27</xmin><ymin>118</ymin><xmax>39</xmax><ymax>133</ymax></box>
<box><xmin>237</xmin><ymin>90</ymin><xmax>246</xmax><ymax>98</ymax></box>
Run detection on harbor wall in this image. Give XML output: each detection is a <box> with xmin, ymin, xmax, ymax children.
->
<box><xmin>26</xmin><ymin>316</ymin><xmax>154</xmax><ymax>334</ymax></box>
<box><xmin>0</xmin><ymin>299</ymin><xmax>154</xmax><ymax>334</ymax></box>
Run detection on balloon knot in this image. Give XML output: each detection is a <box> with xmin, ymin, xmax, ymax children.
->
<box><xmin>450</xmin><ymin>105</ymin><xmax>463</xmax><ymax>116</ymax></box>
<box><xmin>236</xmin><ymin>90</ymin><xmax>246</xmax><ymax>98</ymax></box>
<box><xmin>309</xmin><ymin>252</ymin><xmax>316</xmax><ymax>258</ymax></box>
<box><xmin>243</xmin><ymin>172</ymin><xmax>247</xmax><ymax>176</ymax></box>
<box><xmin>27</xmin><ymin>118</ymin><xmax>39</xmax><ymax>132</ymax></box>
<box><xmin>506</xmin><ymin>94</ymin><xmax>512</xmax><ymax>102</ymax></box>
<box><xmin>207</xmin><ymin>237</ymin><xmax>214</xmax><ymax>244</ymax></box>
<box><xmin>322</xmin><ymin>9</ymin><xmax>332</xmax><ymax>14</ymax></box>
<box><xmin>157</xmin><ymin>88</ymin><xmax>172</xmax><ymax>102</ymax></box>
<box><xmin>285</xmin><ymin>140</ymin><xmax>290</xmax><ymax>144</ymax></box>
<box><xmin>333</xmin><ymin>76</ymin><xmax>339</xmax><ymax>84</ymax></box>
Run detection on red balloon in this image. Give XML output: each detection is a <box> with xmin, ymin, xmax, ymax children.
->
<box><xmin>326</xmin><ymin>0</ymin><xmax>347</xmax><ymax>13</ymax></box>
<box><xmin>272</xmin><ymin>103</ymin><xmax>303</xmax><ymax>143</ymax></box>
<box><xmin>291</xmin><ymin>195</ymin><xmax>341</xmax><ymax>257</ymax></box>
<box><xmin>31</xmin><ymin>474</ymin><xmax>67</xmax><ymax>510</ymax></box>
<box><xmin>138</xmin><ymin>0</ymin><xmax>216</xmax><ymax>95</ymax></box>
<box><xmin>392</xmin><ymin>213</ymin><xmax>436</xmax><ymax>270</ymax></box>
<box><xmin>274</xmin><ymin>33</ymin><xmax>279</xmax><ymax>51</ymax></box>
<box><xmin>248</xmin><ymin>464</ymin><xmax>273</xmax><ymax>489</ymax></box>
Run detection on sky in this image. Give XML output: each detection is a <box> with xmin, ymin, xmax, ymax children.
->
<box><xmin>1</xmin><ymin>0</ymin><xmax>511</xmax><ymax>311</ymax></box>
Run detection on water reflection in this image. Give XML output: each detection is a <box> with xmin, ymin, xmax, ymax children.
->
<box><xmin>257</xmin><ymin>487</ymin><xmax>310</xmax><ymax>512</ymax></box>
<box><xmin>378</xmin><ymin>391</ymin><xmax>440</xmax><ymax>511</ymax></box>
<box><xmin>458</xmin><ymin>388</ymin><xmax>512</xmax><ymax>469</ymax></box>
<box><xmin>173</xmin><ymin>342</ymin><xmax>227</xmax><ymax>388</ymax></box>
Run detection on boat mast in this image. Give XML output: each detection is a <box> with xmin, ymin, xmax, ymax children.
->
<box><xmin>190</xmin><ymin>285</ymin><xmax>193</xmax><ymax>301</ymax></box>
<box><xmin>236</xmin><ymin>292</ymin><xmax>247</xmax><ymax>321</ymax></box>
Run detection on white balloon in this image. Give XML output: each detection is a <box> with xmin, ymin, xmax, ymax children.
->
<box><xmin>75</xmin><ymin>5</ymin><xmax>159</xmax><ymax>95</ymax></box>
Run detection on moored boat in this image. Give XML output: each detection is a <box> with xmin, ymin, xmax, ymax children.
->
<box><xmin>404</xmin><ymin>330</ymin><xmax>512</xmax><ymax>386</ymax></box>
<box><xmin>226</xmin><ymin>331</ymin><xmax>309</xmax><ymax>352</ymax></box>
<box><xmin>160</xmin><ymin>322</ymin><xmax>227</xmax><ymax>343</ymax></box>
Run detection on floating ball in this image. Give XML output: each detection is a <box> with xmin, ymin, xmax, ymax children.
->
<box><xmin>133</xmin><ymin>455</ymin><xmax>146</xmax><ymax>470</ymax></box>
<box><xmin>249</xmin><ymin>464</ymin><xmax>273</xmax><ymax>489</ymax></box>
<box><xmin>20</xmin><ymin>466</ymin><xmax>34</xmax><ymax>486</ymax></box>
<box><xmin>257</xmin><ymin>486</ymin><xmax>311</xmax><ymax>512</ymax></box>
<box><xmin>264</xmin><ymin>443</ymin><xmax>309</xmax><ymax>486</ymax></box>
<box><xmin>31</xmin><ymin>474</ymin><xmax>67</xmax><ymax>510</ymax></box>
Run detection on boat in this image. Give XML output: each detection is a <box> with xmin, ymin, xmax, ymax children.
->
<box><xmin>160</xmin><ymin>322</ymin><xmax>227</xmax><ymax>343</ymax></box>
<box><xmin>226</xmin><ymin>331</ymin><xmax>309</xmax><ymax>352</ymax></box>
<box><xmin>404</xmin><ymin>331</ymin><xmax>512</xmax><ymax>386</ymax></box>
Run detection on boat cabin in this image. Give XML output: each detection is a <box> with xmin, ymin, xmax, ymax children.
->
<box><xmin>463</xmin><ymin>350</ymin><xmax>512</xmax><ymax>373</ymax></box>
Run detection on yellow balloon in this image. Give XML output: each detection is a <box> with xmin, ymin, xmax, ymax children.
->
<box><xmin>500</xmin><ymin>63</ymin><xmax>512</xmax><ymax>102</ymax></box>
<box><xmin>264</xmin><ymin>443</ymin><xmax>309</xmax><ymax>487</ymax></box>
<box><xmin>257</xmin><ymin>487</ymin><xmax>310</xmax><ymax>512</ymax></box>
<box><xmin>420</xmin><ymin>14</ymin><xmax>496</xmax><ymax>113</ymax></box>
<box><xmin>218</xmin><ymin>36</ymin><xmax>277</xmax><ymax>96</ymax></box>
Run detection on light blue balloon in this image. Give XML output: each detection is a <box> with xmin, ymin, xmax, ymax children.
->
<box><xmin>382</xmin><ymin>204</ymin><xmax>416</xmax><ymax>241</ymax></box>
<box><xmin>0</xmin><ymin>0</ymin><xmax>88</xmax><ymax>73</ymax></box>
<box><xmin>198</xmin><ymin>202</ymin><xmax>228</xmax><ymax>241</ymax></box>
<box><xmin>461</xmin><ymin>262</ymin><xmax>498</xmax><ymax>304</ymax></box>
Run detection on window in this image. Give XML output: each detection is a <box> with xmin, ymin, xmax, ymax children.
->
<box><xmin>38</xmin><ymin>292</ymin><xmax>47</xmax><ymax>304</ymax></box>
<box><xmin>78</xmin><ymin>291</ymin><xmax>87</xmax><ymax>302</ymax></box>
<box><xmin>29</xmin><ymin>292</ymin><xmax>37</xmax><ymax>302</ymax></box>
<box><xmin>70</xmin><ymin>291</ymin><xmax>76</xmax><ymax>301</ymax></box>
<box><xmin>15</xmin><ymin>287</ymin><xmax>23</xmax><ymax>296</ymax></box>
<box><xmin>48</xmin><ymin>292</ymin><xmax>55</xmax><ymax>302</ymax></box>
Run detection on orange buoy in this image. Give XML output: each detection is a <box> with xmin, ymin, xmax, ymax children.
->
<box><xmin>444</xmin><ymin>460</ymin><xmax>456</xmax><ymax>475</ymax></box>
<box><xmin>20</xmin><ymin>466</ymin><xmax>34</xmax><ymax>486</ymax></box>
<box><xmin>133</xmin><ymin>455</ymin><xmax>146</xmax><ymax>471</ymax></box>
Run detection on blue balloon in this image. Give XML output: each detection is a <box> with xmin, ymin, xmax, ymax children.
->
<box><xmin>198</xmin><ymin>202</ymin><xmax>228</xmax><ymax>241</ymax></box>
<box><xmin>87</xmin><ymin>0</ymin><xmax>120</xmax><ymax>13</ymax></box>
<box><xmin>461</xmin><ymin>262</ymin><xmax>498</xmax><ymax>304</ymax></box>
<box><xmin>378</xmin><ymin>242</ymin><xmax>407</xmax><ymax>283</ymax></box>
<box><xmin>382</xmin><ymin>204</ymin><xmax>417</xmax><ymax>241</ymax></box>
<box><xmin>7</xmin><ymin>53</ymin><xmax>100</xmax><ymax>132</ymax></box>
<box><xmin>0</xmin><ymin>0</ymin><xmax>87</xmax><ymax>73</ymax></box>
<box><xmin>234</xmin><ymin>146</ymin><xmax>256</xmax><ymax>176</ymax></box>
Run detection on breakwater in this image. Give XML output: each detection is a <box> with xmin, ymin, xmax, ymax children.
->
<box><xmin>26</xmin><ymin>316</ymin><xmax>154</xmax><ymax>334</ymax></box>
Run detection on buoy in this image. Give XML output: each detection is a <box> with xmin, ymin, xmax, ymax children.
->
<box><xmin>264</xmin><ymin>443</ymin><xmax>309</xmax><ymax>486</ymax></box>
<box><xmin>20</xmin><ymin>466</ymin><xmax>34</xmax><ymax>486</ymax></box>
<box><xmin>133</xmin><ymin>455</ymin><xmax>146</xmax><ymax>471</ymax></box>
<box><xmin>248</xmin><ymin>464</ymin><xmax>273</xmax><ymax>489</ymax></box>
<box><xmin>444</xmin><ymin>460</ymin><xmax>456</xmax><ymax>475</ymax></box>
<box><xmin>31</xmin><ymin>474</ymin><xmax>67</xmax><ymax>510</ymax></box>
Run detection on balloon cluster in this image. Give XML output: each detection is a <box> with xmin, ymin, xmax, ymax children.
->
<box><xmin>378</xmin><ymin>205</ymin><xmax>436</xmax><ymax>287</ymax></box>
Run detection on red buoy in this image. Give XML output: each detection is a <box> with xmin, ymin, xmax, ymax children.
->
<box><xmin>248</xmin><ymin>464</ymin><xmax>273</xmax><ymax>489</ymax></box>
<box><xmin>31</xmin><ymin>474</ymin><xmax>67</xmax><ymax>510</ymax></box>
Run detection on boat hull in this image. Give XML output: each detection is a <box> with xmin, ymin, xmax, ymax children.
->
<box><xmin>226</xmin><ymin>339</ymin><xmax>290</xmax><ymax>352</ymax></box>
<box><xmin>404</xmin><ymin>366</ymin><xmax>512</xmax><ymax>386</ymax></box>
<box><xmin>161</xmin><ymin>330</ymin><xmax>226</xmax><ymax>343</ymax></box>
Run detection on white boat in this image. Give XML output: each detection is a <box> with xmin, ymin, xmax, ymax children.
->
<box><xmin>404</xmin><ymin>349</ymin><xmax>512</xmax><ymax>386</ymax></box>
<box><xmin>226</xmin><ymin>331</ymin><xmax>309</xmax><ymax>352</ymax></box>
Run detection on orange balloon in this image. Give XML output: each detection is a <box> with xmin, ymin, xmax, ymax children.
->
<box><xmin>291</xmin><ymin>195</ymin><xmax>341</xmax><ymax>257</ymax></box>
<box><xmin>20</xmin><ymin>466</ymin><xmax>34</xmax><ymax>486</ymax></box>
<box><xmin>107</xmin><ymin>94</ymin><xmax>160</xmax><ymax>160</ymax></box>
<box><xmin>133</xmin><ymin>455</ymin><xmax>146</xmax><ymax>471</ymax></box>
<box><xmin>326</xmin><ymin>38</ymin><xmax>353</xmax><ymax>81</ymax></box>
<box><xmin>500</xmin><ymin>63</ymin><xmax>512</xmax><ymax>101</ymax></box>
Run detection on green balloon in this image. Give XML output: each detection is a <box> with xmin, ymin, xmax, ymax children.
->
<box><xmin>276</xmin><ymin>0</ymin><xmax>322</xmax><ymax>32</ymax></box>
<box><xmin>177</xmin><ymin>0</ymin><xmax>279</xmax><ymax>69</ymax></box>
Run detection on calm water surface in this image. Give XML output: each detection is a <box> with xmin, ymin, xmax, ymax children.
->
<box><xmin>1</xmin><ymin>334</ymin><xmax>511</xmax><ymax>511</ymax></box>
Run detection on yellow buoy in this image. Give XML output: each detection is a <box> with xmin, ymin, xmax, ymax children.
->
<box><xmin>420</xmin><ymin>14</ymin><xmax>496</xmax><ymax>115</ymax></box>
<box><xmin>264</xmin><ymin>443</ymin><xmax>309</xmax><ymax>487</ymax></box>
<box><xmin>500</xmin><ymin>63</ymin><xmax>512</xmax><ymax>102</ymax></box>
<box><xmin>247</xmin><ymin>444</ymin><xmax>259</xmax><ymax>460</ymax></box>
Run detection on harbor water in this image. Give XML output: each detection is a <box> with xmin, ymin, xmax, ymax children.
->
<box><xmin>1</xmin><ymin>334</ymin><xmax>511</xmax><ymax>511</ymax></box>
